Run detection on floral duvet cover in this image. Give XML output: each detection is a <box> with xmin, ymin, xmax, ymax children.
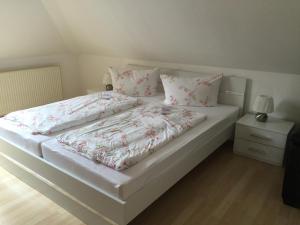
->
<box><xmin>4</xmin><ymin>92</ymin><xmax>139</xmax><ymax>135</ymax></box>
<box><xmin>57</xmin><ymin>103</ymin><xmax>206</xmax><ymax>170</ymax></box>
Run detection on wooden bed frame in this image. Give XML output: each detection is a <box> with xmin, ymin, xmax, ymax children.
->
<box><xmin>0</xmin><ymin>71</ymin><xmax>247</xmax><ymax>225</ymax></box>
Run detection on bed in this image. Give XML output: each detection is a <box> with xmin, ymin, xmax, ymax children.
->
<box><xmin>42</xmin><ymin>98</ymin><xmax>239</xmax><ymax>200</ymax></box>
<box><xmin>0</xmin><ymin>67</ymin><xmax>247</xmax><ymax>225</ymax></box>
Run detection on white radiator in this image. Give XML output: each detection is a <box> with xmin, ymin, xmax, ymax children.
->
<box><xmin>0</xmin><ymin>66</ymin><xmax>63</xmax><ymax>116</ymax></box>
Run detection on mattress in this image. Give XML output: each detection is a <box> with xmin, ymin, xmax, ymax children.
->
<box><xmin>41</xmin><ymin>96</ymin><xmax>239</xmax><ymax>200</ymax></box>
<box><xmin>0</xmin><ymin>118</ymin><xmax>52</xmax><ymax>157</ymax></box>
<box><xmin>0</xmin><ymin>114</ymin><xmax>116</xmax><ymax>157</ymax></box>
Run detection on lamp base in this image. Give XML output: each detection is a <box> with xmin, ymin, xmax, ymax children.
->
<box><xmin>105</xmin><ymin>84</ymin><xmax>113</xmax><ymax>91</ymax></box>
<box><xmin>255</xmin><ymin>113</ymin><xmax>268</xmax><ymax>122</ymax></box>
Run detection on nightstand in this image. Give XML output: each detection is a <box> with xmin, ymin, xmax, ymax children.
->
<box><xmin>233</xmin><ymin>114</ymin><xmax>294</xmax><ymax>166</ymax></box>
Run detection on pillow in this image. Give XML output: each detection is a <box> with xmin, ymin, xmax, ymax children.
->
<box><xmin>126</xmin><ymin>64</ymin><xmax>176</xmax><ymax>93</ymax></box>
<box><xmin>108</xmin><ymin>67</ymin><xmax>160</xmax><ymax>96</ymax></box>
<box><xmin>160</xmin><ymin>73</ymin><xmax>223</xmax><ymax>107</ymax></box>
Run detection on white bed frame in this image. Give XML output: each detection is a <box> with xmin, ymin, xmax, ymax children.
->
<box><xmin>0</xmin><ymin>74</ymin><xmax>247</xmax><ymax>225</ymax></box>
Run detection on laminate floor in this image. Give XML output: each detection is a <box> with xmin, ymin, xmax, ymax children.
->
<box><xmin>0</xmin><ymin>142</ymin><xmax>299</xmax><ymax>225</ymax></box>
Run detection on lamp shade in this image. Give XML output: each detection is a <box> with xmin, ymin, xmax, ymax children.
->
<box><xmin>102</xmin><ymin>71</ymin><xmax>112</xmax><ymax>85</ymax></box>
<box><xmin>253</xmin><ymin>95</ymin><xmax>274</xmax><ymax>113</ymax></box>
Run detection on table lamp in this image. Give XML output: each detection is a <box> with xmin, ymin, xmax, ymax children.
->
<box><xmin>102</xmin><ymin>71</ymin><xmax>113</xmax><ymax>91</ymax></box>
<box><xmin>253</xmin><ymin>95</ymin><xmax>274</xmax><ymax>122</ymax></box>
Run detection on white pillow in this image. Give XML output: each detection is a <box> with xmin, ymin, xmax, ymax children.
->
<box><xmin>126</xmin><ymin>65</ymin><xmax>176</xmax><ymax>93</ymax></box>
<box><xmin>109</xmin><ymin>67</ymin><xmax>160</xmax><ymax>96</ymax></box>
<box><xmin>160</xmin><ymin>73</ymin><xmax>223</xmax><ymax>107</ymax></box>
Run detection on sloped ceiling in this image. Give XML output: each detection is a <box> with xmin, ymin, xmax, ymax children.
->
<box><xmin>41</xmin><ymin>0</ymin><xmax>300</xmax><ymax>74</ymax></box>
<box><xmin>0</xmin><ymin>0</ymin><xmax>68</xmax><ymax>58</ymax></box>
<box><xmin>2</xmin><ymin>0</ymin><xmax>299</xmax><ymax>74</ymax></box>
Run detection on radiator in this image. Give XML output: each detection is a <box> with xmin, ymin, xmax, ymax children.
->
<box><xmin>0</xmin><ymin>66</ymin><xmax>63</xmax><ymax>116</ymax></box>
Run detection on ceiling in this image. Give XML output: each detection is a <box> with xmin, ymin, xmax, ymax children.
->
<box><xmin>0</xmin><ymin>0</ymin><xmax>67</xmax><ymax>58</ymax></box>
<box><xmin>2</xmin><ymin>0</ymin><xmax>300</xmax><ymax>74</ymax></box>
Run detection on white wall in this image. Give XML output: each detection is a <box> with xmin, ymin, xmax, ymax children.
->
<box><xmin>79</xmin><ymin>54</ymin><xmax>300</xmax><ymax>123</ymax></box>
<box><xmin>44</xmin><ymin>0</ymin><xmax>300</xmax><ymax>74</ymax></box>
<box><xmin>0</xmin><ymin>0</ymin><xmax>67</xmax><ymax>58</ymax></box>
<box><xmin>79</xmin><ymin>56</ymin><xmax>122</xmax><ymax>92</ymax></box>
<box><xmin>0</xmin><ymin>54</ymin><xmax>81</xmax><ymax>98</ymax></box>
<box><xmin>0</xmin><ymin>0</ymin><xmax>82</xmax><ymax>98</ymax></box>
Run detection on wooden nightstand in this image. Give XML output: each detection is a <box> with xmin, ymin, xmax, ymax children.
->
<box><xmin>233</xmin><ymin>114</ymin><xmax>294</xmax><ymax>166</ymax></box>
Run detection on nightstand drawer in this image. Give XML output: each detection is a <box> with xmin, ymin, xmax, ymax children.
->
<box><xmin>236</xmin><ymin>124</ymin><xmax>287</xmax><ymax>148</ymax></box>
<box><xmin>234</xmin><ymin>139</ymin><xmax>284</xmax><ymax>165</ymax></box>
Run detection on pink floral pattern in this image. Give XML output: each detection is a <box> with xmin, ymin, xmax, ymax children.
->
<box><xmin>4</xmin><ymin>92</ymin><xmax>139</xmax><ymax>135</ymax></box>
<box><xmin>57</xmin><ymin>104</ymin><xmax>206</xmax><ymax>170</ymax></box>
<box><xmin>161</xmin><ymin>74</ymin><xmax>223</xmax><ymax>107</ymax></box>
<box><xmin>109</xmin><ymin>67</ymin><xmax>160</xmax><ymax>97</ymax></box>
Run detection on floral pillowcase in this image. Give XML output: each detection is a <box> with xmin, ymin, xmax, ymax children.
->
<box><xmin>160</xmin><ymin>73</ymin><xmax>223</xmax><ymax>107</ymax></box>
<box><xmin>108</xmin><ymin>67</ymin><xmax>160</xmax><ymax>96</ymax></box>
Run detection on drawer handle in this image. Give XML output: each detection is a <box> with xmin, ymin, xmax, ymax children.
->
<box><xmin>249</xmin><ymin>133</ymin><xmax>271</xmax><ymax>141</ymax></box>
<box><xmin>248</xmin><ymin>147</ymin><xmax>266</xmax><ymax>155</ymax></box>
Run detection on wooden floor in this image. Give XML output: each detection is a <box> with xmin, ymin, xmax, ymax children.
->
<box><xmin>0</xmin><ymin>142</ymin><xmax>299</xmax><ymax>225</ymax></box>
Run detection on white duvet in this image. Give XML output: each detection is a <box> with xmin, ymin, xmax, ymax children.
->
<box><xmin>57</xmin><ymin>104</ymin><xmax>206</xmax><ymax>170</ymax></box>
<box><xmin>3</xmin><ymin>92</ymin><xmax>139</xmax><ymax>135</ymax></box>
